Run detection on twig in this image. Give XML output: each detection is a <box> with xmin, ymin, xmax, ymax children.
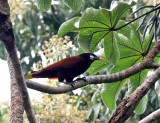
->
<box><xmin>113</xmin><ymin>6</ymin><xmax>160</xmax><ymax>31</ymax></box>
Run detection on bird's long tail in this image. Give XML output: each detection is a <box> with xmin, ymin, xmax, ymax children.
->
<box><xmin>25</xmin><ymin>73</ymin><xmax>34</xmax><ymax>79</ymax></box>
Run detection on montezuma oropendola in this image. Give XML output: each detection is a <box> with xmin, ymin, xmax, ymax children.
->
<box><xmin>25</xmin><ymin>53</ymin><xmax>105</xmax><ymax>86</ymax></box>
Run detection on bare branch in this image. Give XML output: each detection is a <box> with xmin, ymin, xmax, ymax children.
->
<box><xmin>138</xmin><ymin>108</ymin><xmax>160</xmax><ymax>123</ymax></box>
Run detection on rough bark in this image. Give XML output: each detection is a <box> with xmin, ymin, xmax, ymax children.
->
<box><xmin>0</xmin><ymin>0</ymin><xmax>38</xmax><ymax>123</ymax></box>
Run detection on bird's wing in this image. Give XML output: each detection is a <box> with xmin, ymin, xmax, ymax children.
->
<box><xmin>42</xmin><ymin>56</ymin><xmax>83</xmax><ymax>71</ymax></box>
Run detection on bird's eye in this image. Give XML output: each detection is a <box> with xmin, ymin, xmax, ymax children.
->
<box><xmin>90</xmin><ymin>54</ymin><xmax>94</xmax><ymax>60</ymax></box>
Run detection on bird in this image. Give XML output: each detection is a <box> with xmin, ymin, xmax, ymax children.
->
<box><xmin>25</xmin><ymin>53</ymin><xmax>105</xmax><ymax>86</ymax></box>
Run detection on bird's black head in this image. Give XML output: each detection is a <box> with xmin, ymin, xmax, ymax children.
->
<box><xmin>80</xmin><ymin>53</ymin><xmax>105</xmax><ymax>61</ymax></box>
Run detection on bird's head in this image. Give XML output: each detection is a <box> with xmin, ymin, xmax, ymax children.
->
<box><xmin>80</xmin><ymin>53</ymin><xmax>105</xmax><ymax>61</ymax></box>
<box><xmin>89</xmin><ymin>53</ymin><xmax>105</xmax><ymax>61</ymax></box>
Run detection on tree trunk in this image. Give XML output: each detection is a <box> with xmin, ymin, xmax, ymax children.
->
<box><xmin>0</xmin><ymin>0</ymin><xmax>38</xmax><ymax>123</ymax></box>
<box><xmin>4</xmin><ymin>42</ymin><xmax>24</xmax><ymax>123</ymax></box>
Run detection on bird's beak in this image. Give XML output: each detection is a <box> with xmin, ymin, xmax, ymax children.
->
<box><xmin>99</xmin><ymin>57</ymin><xmax>105</xmax><ymax>60</ymax></box>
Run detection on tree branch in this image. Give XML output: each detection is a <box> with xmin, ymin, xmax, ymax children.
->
<box><xmin>138</xmin><ymin>108</ymin><xmax>160</xmax><ymax>123</ymax></box>
<box><xmin>114</xmin><ymin>5</ymin><xmax>160</xmax><ymax>31</ymax></box>
<box><xmin>26</xmin><ymin>40</ymin><xmax>160</xmax><ymax>94</ymax></box>
<box><xmin>26</xmin><ymin>60</ymin><xmax>147</xmax><ymax>94</ymax></box>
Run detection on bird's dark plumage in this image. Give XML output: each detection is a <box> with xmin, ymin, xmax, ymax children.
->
<box><xmin>25</xmin><ymin>53</ymin><xmax>104</xmax><ymax>84</ymax></box>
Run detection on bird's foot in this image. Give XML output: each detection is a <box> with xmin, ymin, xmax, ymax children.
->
<box><xmin>60</xmin><ymin>81</ymin><xmax>75</xmax><ymax>88</ymax></box>
<box><xmin>74</xmin><ymin>77</ymin><xmax>88</xmax><ymax>84</ymax></box>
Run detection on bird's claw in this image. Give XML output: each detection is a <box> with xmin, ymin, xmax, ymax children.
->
<box><xmin>60</xmin><ymin>77</ymin><xmax>88</xmax><ymax>88</ymax></box>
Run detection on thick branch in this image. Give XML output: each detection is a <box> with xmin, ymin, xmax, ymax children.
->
<box><xmin>138</xmin><ymin>108</ymin><xmax>160</xmax><ymax>123</ymax></box>
<box><xmin>26</xmin><ymin>40</ymin><xmax>160</xmax><ymax>94</ymax></box>
<box><xmin>108</xmin><ymin>67</ymin><xmax>160</xmax><ymax>123</ymax></box>
<box><xmin>0</xmin><ymin>0</ymin><xmax>38</xmax><ymax>123</ymax></box>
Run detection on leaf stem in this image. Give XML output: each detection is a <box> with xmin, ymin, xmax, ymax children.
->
<box><xmin>113</xmin><ymin>6</ymin><xmax>160</xmax><ymax>31</ymax></box>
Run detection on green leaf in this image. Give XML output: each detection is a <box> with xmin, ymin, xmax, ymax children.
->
<box><xmin>129</xmin><ymin>21</ymin><xmax>143</xmax><ymax>52</ymax></box>
<box><xmin>58</xmin><ymin>1</ymin><xmax>136</xmax><ymax>64</ymax></box>
<box><xmin>116</xmin><ymin>20</ymin><xmax>131</xmax><ymax>38</ymax></box>
<box><xmin>78</xmin><ymin>29</ymin><xmax>108</xmax><ymax>52</ymax></box>
<box><xmin>128</xmin><ymin>70</ymin><xmax>148</xmax><ymax>114</ymax></box>
<box><xmin>62</xmin><ymin>0</ymin><xmax>82</xmax><ymax>12</ymax></box>
<box><xmin>111</xmin><ymin>1</ymin><xmax>136</xmax><ymax>26</ymax></box>
<box><xmin>101</xmin><ymin>80</ymin><xmax>127</xmax><ymax>110</ymax></box>
<box><xmin>35</xmin><ymin>0</ymin><xmax>51</xmax><ymax>11</ymax></box>
<box><xmin>79</xmin><ymin>8</ymin><xmax>112</xmax><ymax>28</ymax></box>
<box><xmin>58</xmin><ymin>17</ymin><xmax>80</xmax><ymax>38</ymax></box>
<box><xmin>104</xmin><ymin>31</ymin><xmax>120</xmax><ymax>64</ymax></box>
<box><xmin>88</xmin><ymin>60</ymin><xmax>109</xmax><ymax>75</ymax></box>
<box><xmin>135</xmin><ymin>95</ymin><xmax>148</xmax><ymax>114</ymax></box>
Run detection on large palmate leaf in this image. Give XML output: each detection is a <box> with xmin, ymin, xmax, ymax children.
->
<box><xmin>101</xmin><ymin>21</ymin><xmax>152</xmax><ymax>113</ymax></box>
<box><xmin>78</xmin><ymin>1</ymin><xmax>136</xmax><ymax>64</ymax></box>
<box><xmin>58</xmin><ymin>1</ymin><xmax>136</xmax><ymax>64</ymax></box>
<box><xmin>35</xmin><ymin>0</ymin><xmax>51</xmax><ymax>11</ymax></box>
<box><xmin>87</xmin><ymin>21</ymin><xmax>131</xmax><ymax>74</ymax></box>
<box><xmin>62</xmin><ymin>0</ymin><xmax>82</xmax><ymax>12</ymax></box>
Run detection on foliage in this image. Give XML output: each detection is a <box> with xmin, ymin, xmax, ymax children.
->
<box><xmin>4</xmin><ymin>0</ymin><xmax>160</xmax><ymax>122</ymax></box>
<box><xmin>58</xmin><ymin>1</ymin><xmax>136</xmax><ymax>64</ymax></box>
<box><xmin>57</xmin><ymin>0</ymin><xmax>160</xmax><ymax>116</ymax></box>
<box><xmin>101</xmin><ymin>20</ymin><xmax>154</xmax><ymax>113</ymax></box>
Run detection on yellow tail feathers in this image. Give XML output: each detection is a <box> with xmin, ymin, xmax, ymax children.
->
<box><xmin>25</xmin><ymin>73</ymin><xmax>34</xmax><ymax>79</ymax></box>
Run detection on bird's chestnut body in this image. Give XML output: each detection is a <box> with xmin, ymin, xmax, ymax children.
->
<box><xmin>25</xmin><ymin>53</ymin><xmax>104</xmax><ymax>83</ymax></box>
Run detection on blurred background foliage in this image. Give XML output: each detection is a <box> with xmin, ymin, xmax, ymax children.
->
<box><xmin>0</xmin><ymin>0</ymin><xmax>160</xmax><ymax>122</ymax></box>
